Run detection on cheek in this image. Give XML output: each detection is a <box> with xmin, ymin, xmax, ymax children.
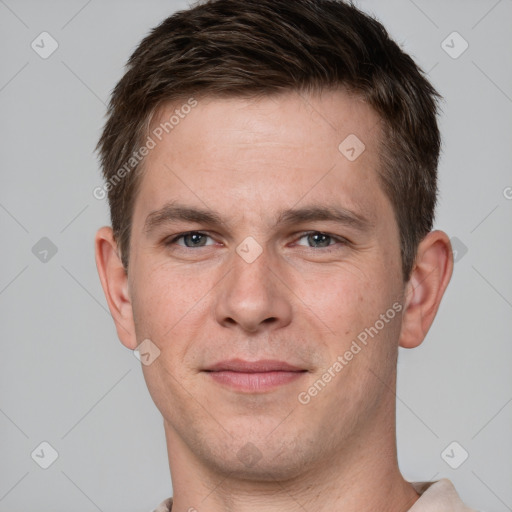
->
<box><xmin>130</xmin><ymin>265</ymin><xmax>193</xmax><ymax>343</ymax></box>
<box><xmin>296</xmin><ymin>260</ymin><xmax>402</xmax><ymax>372</ymax></box>
<box><xmin>295</xmin><ymin>267</ymin><xmax>380</xmax><ymax>339</ymax></box>
<box><xmin>130</xmin><ymin>262</ymin><xmax>219</xmax><ymax>377</ymax></box>
<box><xmin>133</xmin><ymin>268</ymin><xmax>206</xmax><ymax>410</ymax></box>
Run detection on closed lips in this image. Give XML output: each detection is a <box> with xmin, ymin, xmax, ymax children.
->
<box><xmin>204</xmin><ymin>359</ymin><xmax>306</xmax><ymax>372</ymax></box>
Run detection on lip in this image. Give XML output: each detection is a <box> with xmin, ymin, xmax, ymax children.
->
<box><xmin>204</xmin><ymin>358</ymin><xmax>305</xmax><ymax>372</ymax></box>
<box><xmin>203</xmin><ymin>359</ymin><xmax>307</xmax><ymax>392</ymax></box>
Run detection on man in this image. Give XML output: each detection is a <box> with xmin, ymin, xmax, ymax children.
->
<box><xmin>94</xmin><ymin>0</ymin><xmax>477</xmax><ymax>510</ymax></box>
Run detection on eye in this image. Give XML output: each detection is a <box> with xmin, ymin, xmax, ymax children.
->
<box><xmin>295</xmin><ymin>231</ymin><xmax>347</xmax><ymax>249</ymax></box>
<box><xmin>166</xmin><ymin>231</ymin><xmax>215</xmax><ymax>248</ymax></box>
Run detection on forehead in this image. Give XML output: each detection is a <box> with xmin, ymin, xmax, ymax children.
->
<box><xmin>133</xmin><ymin>90</ymin><xmax>389</xmax><ymax>228</ymax></box>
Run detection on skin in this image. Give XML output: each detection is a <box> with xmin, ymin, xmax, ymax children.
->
<box><xmin>95</xmin><ymin>90</ymin><xmax>453</xmax><ymax>512</ymax></box>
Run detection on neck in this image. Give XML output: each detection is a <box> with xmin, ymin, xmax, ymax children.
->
<box><xmin>164</xmin><ymin>411</ymin><xmax>420</xmax><ymax>512</ymax></box>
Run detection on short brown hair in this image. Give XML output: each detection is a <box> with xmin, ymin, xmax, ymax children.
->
<box><xmin>96</xmin><ymin>0</ymin><xmax>441</xmax><ymax>281</ymax></box>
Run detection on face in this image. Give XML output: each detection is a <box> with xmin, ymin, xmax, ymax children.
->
<box><xmin>125</xmin><ymin>90</ymin><xmax>406</xmax><ymax>480</ymax></box>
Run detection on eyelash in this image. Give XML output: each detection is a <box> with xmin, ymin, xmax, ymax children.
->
<box><xmin>164</xmin><ymin>231</ymin><xmax>349</xmax><ymax>250</ymax></box>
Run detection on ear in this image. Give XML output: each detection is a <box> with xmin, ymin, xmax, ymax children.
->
<box><xmin>399</xmin><ymin>230</ymin><xmax>454</xmax><ymax>349</ymax></box>
<box><xmin>94</xmin><ymin>226</ymin><xmax>138</xmax><ymax>350</ymax></box>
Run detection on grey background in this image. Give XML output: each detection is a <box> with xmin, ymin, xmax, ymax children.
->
<box><xmin>1</xmin><ymin>0</ymin><xmax>511</xmax><ymax>510</ymax></box>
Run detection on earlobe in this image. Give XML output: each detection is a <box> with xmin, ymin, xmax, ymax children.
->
<box><xmin>94</xmin><ymin>226</ymin><xmax>138</xmax><ymax>350</ymax></box>
<box><xmin>398</xmin><ymin>230</ymin><xmax>454</xmax><ymax>349</ymax></box>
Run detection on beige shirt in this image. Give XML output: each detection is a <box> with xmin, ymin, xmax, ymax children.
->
<box><xmin>152</xmin><ymin>478</ymin><xmax>478</xmax><ymax>511</ymax></box>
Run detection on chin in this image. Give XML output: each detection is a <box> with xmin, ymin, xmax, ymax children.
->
<box><xmin>202</xmin><ymin>432</ymin><xmax>318</xmax><ymax>483</ymax></box>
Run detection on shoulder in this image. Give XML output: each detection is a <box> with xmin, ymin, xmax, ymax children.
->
<box><xmin>409</xmin><ymin>479</ymin><xmax>479</xmax><ymax>512</ymax></box>
<box><xmin>151</xmin><ymin>496</ymin><xmax>173</xmax><ymax>512</ymax></box>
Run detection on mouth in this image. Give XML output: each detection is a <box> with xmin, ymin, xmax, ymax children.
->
<box><xmin>202</xmin><ymin>359</ymin><xmax>308</xmax><ymax>392</ymax></box>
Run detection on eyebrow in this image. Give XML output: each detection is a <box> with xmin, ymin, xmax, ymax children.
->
<box><xmin>143</xmin><ymin>201</ymin><xmax>373</xmax><ymax>235</ymax></box>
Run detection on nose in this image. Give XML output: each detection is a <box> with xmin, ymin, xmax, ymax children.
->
<box><xmin>213</xmin><ymin>244</ymin><xmax>293</xmax><ymax>334</ymax></box>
